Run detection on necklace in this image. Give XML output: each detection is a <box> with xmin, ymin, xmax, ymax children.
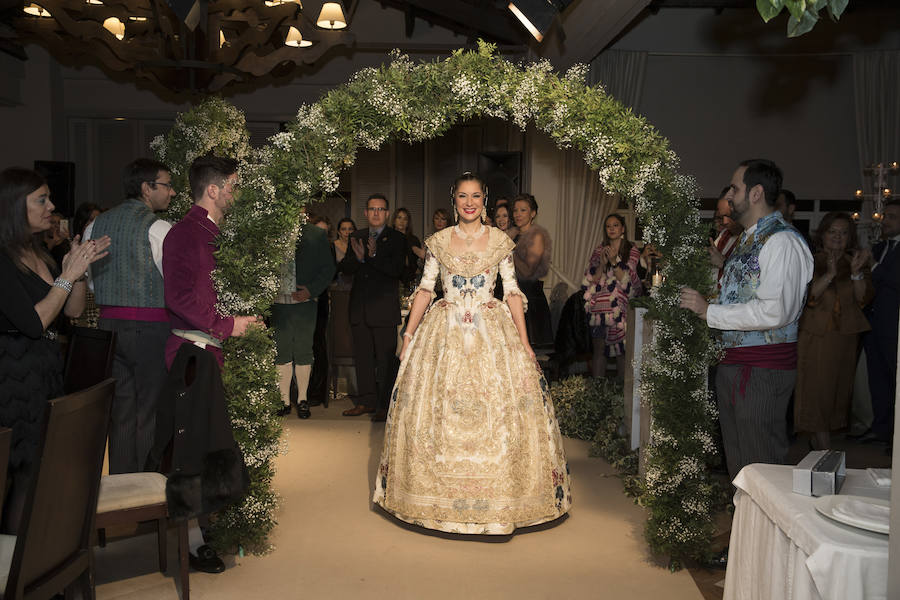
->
<box><xmin>454</xmin><ymin>224</ymin><xmax>486</xmax><ymax>247</ymax></box>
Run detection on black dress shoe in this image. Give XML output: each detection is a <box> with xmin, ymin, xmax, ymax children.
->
<box><xmin>277</xmin><ymin>405</ymin><xmax>292</xmax><ymax>416</ymax></box>
<box><xmin>297</xmin><ymin>400</ymin><xmax>311</xmax><ymax>419</ymax></box>
<box><xmin>703</xmin><ymin>547</ymin><xmax>728</xmax><ymax>570</ymax></box>
<box><xmin>189</xmin><ymin>545</ymin><xmax>225</xmax><ymax>573</ymax></box>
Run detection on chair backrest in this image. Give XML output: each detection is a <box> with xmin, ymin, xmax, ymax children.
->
<box><xmin>327</xmin><ymin>289</ymin><xmax>355</xmax><ymax>363</ymax></box>
<box><xmin>63</xmin><ymin>327</ymin><xmax>116</xmax><ymax>394</ymax></box>
<box><xmin>0</xmin><ymin>428</ymin><xmax>10</xmax><ymax>519</ymax></box>
<box><xmin>3</xmin><ymin>379</ymin><xmax>114</xmax><ymax>600</ymax></box>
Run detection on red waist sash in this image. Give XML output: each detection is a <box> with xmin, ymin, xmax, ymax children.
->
<box><xmin>99</xmin><ymin>306</ymin><xmax>170</xmax><ymax>322</ymax></box>
<box><xmin>721</xmin><ymin>342</ymin><xmax>797</xmax><ymax>403</ymax></box>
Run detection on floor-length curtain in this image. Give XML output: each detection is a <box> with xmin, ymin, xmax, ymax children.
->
<box><xmin>554</xmin><ymin>150</ymin><xmax>620</xmax><ymax>289</ymax></box>
<box><xmin>549</xmin><ymin>50</ymin><xmax>649</xmax><ymax>293</ymax></box>
<box><xmin>853</xmin><ymin>51</ymin><xmax>900</xmax><ymax>182</ymax></box>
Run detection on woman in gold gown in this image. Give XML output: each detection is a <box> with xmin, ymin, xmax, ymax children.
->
<box><xmin>373</xmin><ymin>173</ymin><xmax>571</xmax><ymax>534</ymax></box>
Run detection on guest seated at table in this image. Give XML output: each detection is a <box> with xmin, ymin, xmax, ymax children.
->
<box><xmin>0</xmin><ymin>167</ymin><xmax>110</xmax><ymax>534</ymax></box>
<box><xmin>795</xmin><ymin>212</ymin><xmax>873</xmax><ymax>451</ymax></box>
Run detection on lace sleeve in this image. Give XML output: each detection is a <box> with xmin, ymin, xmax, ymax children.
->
<box><xmin>413</xmin><ymin>248</ymin><xmax>440</xmax><ymax>302</ymax></box>
<box><xmin>499</xmin><ymin>252</ymin><xmax>528</xmax><ymax>312</ymax></box>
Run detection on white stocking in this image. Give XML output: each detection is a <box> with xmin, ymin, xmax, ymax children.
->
<box><xmin>188</xmin><ymin>518</ymin><xmax>205</xmax><ymax>553</ymax></box>
<box><xmin>277</xmin><ymin>362</ymin><xmax>293</xmax><ymax>407</ymax></box>
<box><xmin>294</xmin><ymin>364</ymin><xmax>312</xmax><ymax>403</ymax></box>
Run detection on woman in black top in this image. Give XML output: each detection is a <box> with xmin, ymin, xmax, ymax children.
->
<box><xmin>391</xmin><ymin>207</ymin><xmax>424</xmax><ymax>295</ymax></box>
<box><xmin>0</xmin><ymin>167</ymin><xmax>109</xmax><ymax>533</ymax></box>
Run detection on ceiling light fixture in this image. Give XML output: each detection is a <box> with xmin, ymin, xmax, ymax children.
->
<box><xmin>103</xmin><ymin>16</ymin><xmax>125</xmax><ymax>40</ymax></box>
<box><xmin>508</xmin><ymin>0</ymin><xmax>574</xmax><ymax>43</ymax></box>
<box><xmin>285</xmin><ymin>26</ymin><xmax>312</xmax><ymax>47</ymax></box>
<box><xmin>316</xmin><ymin>2</ymin><xmax>346</xmax><ymax>29</ymax></box>
<box><xmin>23</xmin><ymin>3</ymin><xmax>52</xmax><ymax>18</ymax></box>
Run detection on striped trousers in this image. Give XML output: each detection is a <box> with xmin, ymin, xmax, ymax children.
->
<box><xmin>716</xmin><ymin>364</ymin><xmax>796</xmax><ymax>481</ymax></box>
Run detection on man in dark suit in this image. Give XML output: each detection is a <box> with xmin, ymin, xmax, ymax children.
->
<box><xmin>340</xmin><ymin>193</ymin><xmax>408</xmax><ymax>421</ymax></box>
<box><xmin>864</xmin><ymin>199</ymin><xmax>900</xmax><ymax>446</ymax></box>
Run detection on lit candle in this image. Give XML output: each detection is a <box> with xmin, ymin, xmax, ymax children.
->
<box><xmin>884</xmin><ymin>188</ymin><xmax>892</xmax><ymax>197</ymax></box>
<box><xmin>651</xmin><ymin>272</ymin><xmax>662</xmax><ymax>288</ymax></box>
<box><xmin>852</xmin><ymin>212</ymin><xmax>860</xmax><ymax>221</ymax></box>
<box><xmin>873</xmin><ymin>212</ymin><xmax>882</xmax><ymax>221</ymax></box>
<box><xmin>855</xmin><ymin>189</ymin><xmax>863</xmax><ymax>198</ymax></box>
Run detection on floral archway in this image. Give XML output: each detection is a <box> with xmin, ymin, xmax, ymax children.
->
<box><xmin>153</xmin><ymin>41</ymin><xmax>719</xmax><ymax>564</ymax></box>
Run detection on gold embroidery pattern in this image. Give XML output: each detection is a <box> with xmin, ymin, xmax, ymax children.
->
<box><xmin>373</xmin><ymin>228</ymin><xmax>571</xmax><ymax>534</ymax></box>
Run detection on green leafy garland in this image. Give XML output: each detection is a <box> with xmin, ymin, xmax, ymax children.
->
<box><xmin>151</xmin><ymin>98</ymin><xmax>287</xmax><ymax>553</ymax></box>
<box><xmin>153</xmin><ymin>42</ymin><xmax>718</xmax><ymax>563</ymax></box>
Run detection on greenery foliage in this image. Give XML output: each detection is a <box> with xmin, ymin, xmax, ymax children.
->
<box><xmin>551</xmin><ymin>376</ymin><xmax>638</xmax><ymax>475</ymax></box>
<box><xmin>756</xmin><ymin>0</ymin><xmax>850</xmax><ymax>37</ymax></box>
<box><xmin>151</xmin><ymin>99</ymin><xmax>285</xmax><ymax>553</ymax></box>
<box><xmin>154</xmin><ymin>41</ymin><xmax>718</xmax><ymax>563</ymax></box>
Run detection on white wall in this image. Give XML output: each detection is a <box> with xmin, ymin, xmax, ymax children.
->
<box><xmin>608</xmin><ymin>7</ymin><xmax>900</xmax><ymax>200</ymax></box>
<box><xmin>0</xmin><ymin>45</ymin><xmax>57</xmax><ymax>169</ymax></box>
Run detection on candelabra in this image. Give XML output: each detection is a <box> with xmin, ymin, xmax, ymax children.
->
<box><xmin>852</xmin><ymin>161</ymin><xmax>899</xmax><ymax>240</ymax></box>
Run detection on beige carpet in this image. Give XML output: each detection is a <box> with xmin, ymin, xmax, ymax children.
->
<box><xmin>95</xmin><ymin>398</ymin><xmax>703</xmax><ymax>600</ymax></box>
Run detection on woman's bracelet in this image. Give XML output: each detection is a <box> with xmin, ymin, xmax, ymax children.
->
<box><xmin>850</xmin><ymin>272</ymin><xmax>864</xmax><ymax>281</ymax></box>
<box><xmin>53</xmin><ymin>277</ymin><xmax>73</xmax><ymax>294</ymax></box>
<box><xmin>403</xmin><ymin>331</ymin><xmax>413</xmax><ymax>339</ymax></box>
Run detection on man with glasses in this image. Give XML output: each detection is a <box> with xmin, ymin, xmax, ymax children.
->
<box><xmin>340</xmin><ymin>193</ymin><xmax>408</xmax><ymax>421</ymax></box>
<box><xmin>85</xmin><ymin>158</ymin><xmax>175</xmax><ymax>474</ymax></box>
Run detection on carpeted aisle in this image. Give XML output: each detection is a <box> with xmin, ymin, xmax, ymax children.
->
<box><xmin>95</xmin><ymin>401</ymin><xmax>703</xmax><ymax>599</ymax></box>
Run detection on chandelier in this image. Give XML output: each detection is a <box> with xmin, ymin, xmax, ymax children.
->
<box><xmin>13</xmin><ymin>0</ymin><xmax>354</xmax><ymax>97</ymax></box>
<box><xmin>852</xmin><ymin>161</ymin><xmax>899</xmax><ymax>235</ymax></box>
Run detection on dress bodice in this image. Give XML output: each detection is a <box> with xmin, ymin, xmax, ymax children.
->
<box><xmin>416</xmin><ymin>227</ymin><xmax>526</xmax><ymax>353</ymax></box>
<box><xmin>420</xmin><ymin>227</ymin><xmax>523</xmax><ymax>306</ymax></box>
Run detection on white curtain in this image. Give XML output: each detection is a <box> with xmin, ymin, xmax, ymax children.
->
<box><xmin>853</xmin><ymin>51</ymin><xmax>900</xmax><ymax>181</ymax></box>
<box><xmin>548</xmin><ymin>50</ymin><xmax>648</xmax><ymax>294</ymax></box>
<box><xmin>589</xmin><ymin>50</ymin><xmax>648</xmax><ymax>108</ymax></box>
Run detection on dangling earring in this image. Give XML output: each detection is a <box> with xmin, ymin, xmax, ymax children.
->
<box><xmin>454</xmin><ymin>208</ymin><xmax>459</xmax><ymax>223</ymax></box>
<box><xmin>480</xmin><ymin>210</ymin><xmax>486</xmax><ymax>224</ymax></box>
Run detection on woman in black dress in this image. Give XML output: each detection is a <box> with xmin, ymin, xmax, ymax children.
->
<box><xmin>0</xmin><ymin>167</ymin><xmax>110</xmax><ymax>533</ymax></box>
<box><xmin>510</xmin><ymin>193</ymin><xmax>554</xmax><ymax>348</ymax></box>
<box><xmin>391</xmin><ymin>207</ymin><xmax>424</xmax><ymax>295</ymax></box>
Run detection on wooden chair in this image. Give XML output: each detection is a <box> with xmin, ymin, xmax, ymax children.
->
<box><xmin>0</xmin><ymin>428</ymin><xmax>11</xmax><ymax>521</ymax></box>
<box><xmin>95</xmin><ymin>472</ymin><xmax>190</xmax><ymax>600</ymax></box>
<box><xmin>63</xmin><ymin>326</ymin><xmax>116</xmax><ymax>394</ymax></box>
<box><xmin>327</xmin><ymin>288</ymin><xmax>356</xmax><ymax>401</ymax></box>
<box><xmin>0</xmin><ymin>378</ymin><xmax>114</xmax><ymax>600</ymax></box>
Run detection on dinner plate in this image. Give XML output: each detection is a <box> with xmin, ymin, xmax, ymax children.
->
<box><xmin>814</xmin><ymin>495</ymin><xmax>890</xmax><ymax>535</ymax></box>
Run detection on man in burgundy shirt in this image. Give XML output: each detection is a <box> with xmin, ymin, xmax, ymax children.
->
<box><xmin>161</xmin><ymin>154</ymin><xmax>258</xmax><ymax>573</ymax></box>
<box><xmin>162</xmin><ymin>155</ymin><xmax>257</xmax><ymax>367</ymax></box>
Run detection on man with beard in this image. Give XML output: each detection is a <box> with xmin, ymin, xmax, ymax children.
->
<box><xmin>680</xmin><ymin>159</ymin><xmax>813</xmax><ymax>481</ymax></box>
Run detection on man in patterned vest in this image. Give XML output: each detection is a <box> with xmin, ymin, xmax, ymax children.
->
<box><xmin>680</xmin><ymin>159</ymin><xmax>813</xmax><ymax>480</ymax></box>
<box><xmin>85</xmin><ymin>158</ymin><xmax>175</xmax><ymax>474</ymax></box>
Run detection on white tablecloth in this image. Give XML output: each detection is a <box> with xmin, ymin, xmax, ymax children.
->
<box><xmin>724</xmin><ymin>464</ymin><xmax>889</xmax><ymax>600</ymax></box>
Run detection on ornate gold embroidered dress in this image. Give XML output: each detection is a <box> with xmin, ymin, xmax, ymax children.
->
<box><xmin>373</xmin><ymin>226</ymin><xmax>571</xmax><ymax>534</ymax></box>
